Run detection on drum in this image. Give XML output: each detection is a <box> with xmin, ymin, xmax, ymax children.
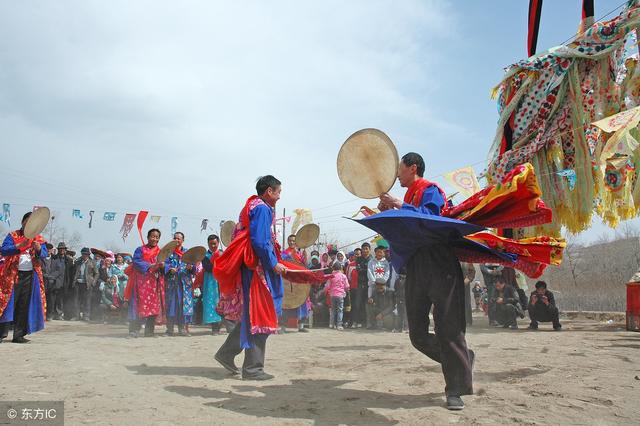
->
<box><xmin>220</xmin><ymin>220</ymin><xmax>236</xmax><ymax>247</ymax></box>
<box><xmin>295</xmin><ymin>223</ymin><xmax>320</xmax><ymax>249</ymax></box>
<box><xmin>182</xmin><ymin>246</ymin><xmax>207</xmax><ymax>264</ymax></box>
<box><xmin>158</xmin><ymin>240</ymin><xmax>179</xmax><ymax>262</ymax></box>
<box><xmin>23</xmin><ymin>207</ymin><xmax>50</xmax><ymax>239</ymax></box>
<box><xmin>337</xmin><ymin>128</ymin><xmax>399</xmax><ymax>199</ymax></box>
<box><xmin>282</xmin><ymin>278</ymin><xmax>311</xmax><ymax>309</ymax></box>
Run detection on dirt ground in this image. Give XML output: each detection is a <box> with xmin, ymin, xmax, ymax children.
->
<box><xmin>1</xmin><ymin>314</ymin><xmax>639</xmax><ymax>425</ymax></box>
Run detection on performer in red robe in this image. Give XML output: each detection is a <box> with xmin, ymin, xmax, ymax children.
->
<box><xmin>0</xmin><ymin>212</ymin><xmax>48</xmax><ymax>343</ymax></box>
<box><xmin>214</xmin><ymin>175</ymin><xmax>287</xmax><ymax>380</ymax></box>
<box><xmin>124</xmin><ymin>228</ymin><xmax>165</xmax><ymax>338</ymax></box>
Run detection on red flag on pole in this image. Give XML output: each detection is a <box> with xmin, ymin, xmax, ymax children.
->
<box><xmin>137</xmin><ymin>210</ymin><xmax>149</xmax><ymax>245</ymax></box>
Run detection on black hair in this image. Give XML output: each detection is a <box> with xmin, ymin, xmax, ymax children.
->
<box><xmin>354</xmin><ymin>248</ymin><xmax>362</xmax><ymax>253</ymax></box>
<box><xmin>375</xmin><ymin>246</ymin><xmax>385</xmax><ymax>252</ymax></box>
<box><xmin>208</xmin><ymin>234</ymin><xmax>219</xmax><ymax>242</ymax></box>
<box><xmin>401</xmin><ymin>152</ymin><xmax>425</xmax><ymax>177</ymax></box>
<box><xmin>174</xmin><ymin>231</ymin><xmax>185</xmax><ymax>240</ymax></box>
<box><xmin>22</xmin><ymin>212</ymin><xmax>32</xmax><ymax>223</ymax></box>
<box><xmin>535</xmin><ymin>280</ymin><xmax>547</xmax><ymax>289</ymax></box>
<box><xmin>288</xmin><ymin>234</ymin><xmax>296</xmax><ymax>240</ymax></box>
<box><xmin>310</xmin><ymin>250</ymin><xmax>319</xmax><ymax>256</ymax></box>
<box><xmin>147</xmin><ymin>228</ymin><xmax>161</xmax><ymax>238</ymax></box>
<box><xmin>256</xmin><ymin>175</ymin><xmax>281</xmax><ymax>195</ymax></box>
<box><xmin>361</xmin><ymin>242</ymin><xmax>370</xmax><ymax>249</ymax></box>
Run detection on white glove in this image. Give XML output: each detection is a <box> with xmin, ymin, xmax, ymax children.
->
<box><xmin>194</xmin><ymin>288</ymin><xmax>202</xmax><ymax>298</ymax></box>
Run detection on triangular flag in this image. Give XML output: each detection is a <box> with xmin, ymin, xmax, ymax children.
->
<box><xmin>137</xmin><ymin>210</ymin><xmax>149</xmax><ymax>245</ymax></box>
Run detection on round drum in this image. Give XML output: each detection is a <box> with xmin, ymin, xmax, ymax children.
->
<box><xmin>282</xmin><ymin>278</ymin><xmax>311</xmax><ymax>309</ymax></box>
<box><xmin>158</xmin><ymin>240</ymin><xmax>179</xmax><ymax>263</ymax></box>
<box><xmin>182</xmin><ymin>246</ymin><xmax>206</xmax><ymax>264</ymax></box>
<box><xmin>337</xmin><ymin>128</ymin><xmax>399</xmax><ymax>199</ymax></box>
<box><xmin>295</xmin><ymin>223</ymin><xmax>320</xmax><ymax>249</ymax></box>
<box><xmin>220</xmin><ymin>220</ymin><xmax>236</xmax><ymax>247</ymax></box>
<box><xmin>24</xmin><ymin>207</ymin><xmax>50</xmax><ymax>239</ymax></box>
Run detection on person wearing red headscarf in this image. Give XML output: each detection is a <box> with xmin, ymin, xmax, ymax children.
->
<box><xmin>379</xmin><ymin>152</ymin><xmax>474</xmax><ymax>411</ymax></box>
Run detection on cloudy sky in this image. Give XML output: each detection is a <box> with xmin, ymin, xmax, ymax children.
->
<box><xmin>0</xmin><ymin>0</ymin><xmax>632</xmax><ymax>252</ymax></box>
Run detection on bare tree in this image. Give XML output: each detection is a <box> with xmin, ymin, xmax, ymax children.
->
<box><xmin>104</xmin><ymin>241</ymin><xmax>123</xmax><ymax>253</ymax></box>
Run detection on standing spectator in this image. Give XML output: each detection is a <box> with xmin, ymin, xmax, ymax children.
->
<box><xmin>336</xmin><ymin>251</ymin><xmax>348</xmax><ymax>271</ymax></box>
<box><xmin>488</xmin><ymin>277</ymin><xmax>521</xmax><ymax>329</ymax></box>
<box><xmin>366</xmin><ymin>282</ymin><xmax>396</xmax><ymax>330</ymax></box>
<box><xmin>343</xmin><ymin>248</ymin><xmax>360</xmax><ymax>328</ymax></box>
<box><xmin>367</xmin><ymin>246</ymin><xmax>390</xmax><ymax>299</ymax></box>
<box><xmin>393</xmin><ymin>268</ymin><xmax>408</xmax><ymax>332</ymax></box>
<box><xmin>95</xmin><ymin>252</ymin><xmax>116</xmax><ymax>322</ymax></box>
<box><xmin>42</xmin><ymin>243</ymin><xmax>58</xmax><ymax>321</ymax></box>
<box><xmin>472</xmin><ymin>281</ymin><xmax>483</xmax><ymax>311</ymax></box>
<box><xmin>527</xmin><ymin>281</ymin><xmax>561</xmax><ymax>331</ymax></box>
<box><xmin>480</xmin><ymin>264</ymin><xmax>503</xmax><ymax>324</ymax></box>
<box><xmin>72</xmin><ymin>247</ymin><xmax>98</xmax><ymax>321</ymax></box>
<box><xmin>460</xmin><ymin>262</ymin><xmax>475</xmax><ymax>326</ymax></box>
<box><xmin>53</xmin><ymin>242</ymin><xmax>74</xmax><ymax>320</ymax></box>
<box><xmin>325</xmin><ymin>262</ymin><xmax>349</xmax><ymax>330</ymax></box>
<box><xmin>354</xmin><ymin>243</ymin><xmax>372</xmax><ymax>328</ymax></box>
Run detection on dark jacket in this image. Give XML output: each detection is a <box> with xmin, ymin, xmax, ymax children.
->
<box><xmin>528</xmin><ymin>290</ymin><xmax>556</xmax><ymax>310</ymax></box>
<box><xmin>73</xmin><ymin>257</ymin><xmax>98</xmax><ymax>288</ymax></box>
<box><xmin>371</xmin><ymin>288</ymin><xmax>396</xmax><ymax>316</ymax></box>
<box><xmin>490</xmin><ymin>284</ymin><xmax>519</xmax><ymax>306</ymax></box>
<box><xmin>356</xmin><ymin>255</ymin><xmax>371</xmax><ymax>289</ymax></box>
<box><xmin>51</xmin><ymin>254</ymin><xmax>74</xmax><ymax>290</ymax></box>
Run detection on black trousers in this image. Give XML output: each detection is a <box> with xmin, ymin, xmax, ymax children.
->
<box><xmin>405</xmin><ymin>245</ymin><xmax>473</xmax><ymax>396</ymax></box>
<box><xmin>46</xmin><ymin>288</ymin><xmax>63</xmax><ymax>319</ymax></box>
<box><xmin>76</xmin><ymin>282</ymin><xmax>92</xmax><ymax>319</ymax></box>
<box><xmin>352</xmin><ymin>287</ymin><xmax>368</xmax><ymax>325</ymax></box>
<box><xmin>490</xmin><ymin>303</ymin><xmax>518</xmax><ymax>326</ymax></box>
<box><xmin>529</xmin><ymin>304</ymin><xmax>560</xmax><ymax>327</ymax></box>
<box><xmin>216</xmin><ymin>323</ymin><xmax>268</xmax><ymax>377</ymax></box>
<box><xmin>13</xmin><ymin>271</ymin><xmax>34</xmax><ymax>339</ymax></box>
<box><xmin>129</xmin><ymin>316</ymin><xmax>157</xmax><ymax>335</ymax></box>
<box><xmin>395</xmin><ymin>300</ymin><xmax>407</xmax><ymax>330</ymax></box>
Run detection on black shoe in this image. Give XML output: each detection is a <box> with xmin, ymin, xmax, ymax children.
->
<box><xmin>510</xmin><ymin>323</ymin><xmax>518</xmax><ymax>330</ymax></box>
<box><xmin>528</xmin><ymin>323</ymin><xmax>538</xmax><ymax>330</ymax></box>
<box><xmin>489</xmin><ymin>321</ymin><xmax>499</xmax><ymax>327</ymax></box>
<box><xmin>553</xmin><ymin>324</ymin><xmax>562</xmax><ymax>331</ymax></box>
<box><xmin>127</xmin><ymin>332</ymin><xmax>139</xmax><ymax>339</ymax></box>
<box><xmin>165</xmin><ymin>330</ymin><xmax>175</xmax><ymax>337</ymax></box>
<box><xmin>446</xmin><ymin>395</ymin><xmax>464</xmax><ymax>410</ymax></box>
<box><xmin>12</xmin><ymin>337</ymin><xmax>30</xmax><ymax>344</ymax></box>
<box><xmin>243</xmin><ymin>372</ymin><xmax>274</xmax><ymax>381</ymax></box>
<box><xmin>298</xmin><ymin>327</ymin><xmax>309</xmax><ymax>333</ymax></box>
<box><xmin>214</xmin><ymin>353</ymin><xmax>240</xmax><ymax>375</ymax></box>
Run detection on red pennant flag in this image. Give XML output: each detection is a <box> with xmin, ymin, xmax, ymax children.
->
<box><xmin>137</xmin><ymin>210</ymin><xmax>149</xmax><ymax>245</ymax></box>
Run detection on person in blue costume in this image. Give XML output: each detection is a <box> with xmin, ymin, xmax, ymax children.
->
<box><xmin>377</xmin><ymin>152</ymin><xmax>474</xmax><ymax>411</ymax></box>
<box><xmin>164</xmin><ymin>231</ymin><xmax>195</xmax><ymax>336</ymax></box>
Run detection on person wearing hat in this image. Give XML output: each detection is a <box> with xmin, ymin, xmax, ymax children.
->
<box><xmin>48</xmin><ymin>242</ymin><xmax>73</xmax><ymax>320</ymax></box>
<box><xmin>70</xmin><ymin>247</ymin><xmax>98</xmax><ymax>321</ymax></box>
<box><xmin>0</xmin><ymin>212</ymin><xmax>48</xmax><ymax>343</ymax></box>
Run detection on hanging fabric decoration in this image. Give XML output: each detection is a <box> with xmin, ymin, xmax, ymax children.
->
<box><xmin>120</xmin><ymin>214</ymin><xmax>137</xmax><ymax>242</ymax></box>
<box><xmin>443</xmin><ymin>166</ymin><xmax>482</xmax><ymax>198</ymax></box>
<box><xmin>0</xmin><ymin>203</ymin><xmax>10</xmax><ymax>226</ymax></box>
<box><xmin>556</xmin><ymin>169</ymin><xmax>577</xmax><ymax>191</ymax></box>
<box><xmin>200</xmin><ymin>219</ymin><xmax>209</xmax><ymax>233</ymax></box>
<box><xmin>72</xmin><ymin>209</ymin><xmax>83</xmax><ymax>219</ymax></box>
<box><xmin>291</xmin><ymin>208</ymin><xmax>313</xmax><ymax>234</ymax></box>
<box><xmin>88</xmin><ymin>210</ymin><xmax>95</xmax><ymax>228</ymax></box>
<box><xmin>150</xmin><ymin>215</ymin><xmax>161</xmax><ymax>223</ymax></box>
<box><xmin>527</xmin><ymin>0</ymin><xmax>543</xmax><ymax>57</ymax></box>
<box><xmin>103</xmin><ymin>212</ymin><xmax>116</xmax><ymax>221</ymax></box>
<box><xmin>136</xmin><ymin>210</ymin><xmax>149</xmax><ymax>244</ymax></box>
<box><xmin>171</xmin><ymin>217</ymin><xmax>178</xmax><ymax>235</ymax></box>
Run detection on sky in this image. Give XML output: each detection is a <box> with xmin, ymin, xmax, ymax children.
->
<box><xmin>0</xmin><ymin>0</ymin><xmax>635</xmax><ymax>253</ymax></box>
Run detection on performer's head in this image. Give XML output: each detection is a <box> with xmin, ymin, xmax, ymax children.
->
<box><xmin>398</xmin><ymin>152</ymin><xmax>425</xmax><ymax>188</ymax></box>
<box><xmin>287</xmin><ymin>234</ymin><xmax>296</xmax><ymax>249</ymax></box>
<box><xmin>207</xmin><ymin>234</ymin><xmax>220</xmax><ymax>252</ymax></box>
<box><xmin>173</xmin><ymin>231</ymin><xmax>185</xmax><ymax>248</ymax></box>
<box><xmin>20</xmin><ymin>212</ymin><xmax>32</xmax><ymax>231</ymax></box>
<box><xmin>256</xmin><ymin>175</ymin><xmax>282</xmax><ymax>207</ymax></box>
<box><xmin>147</xmin><ymin>228</ymin><xmax>161</xmax><ymax>247</ymax></box>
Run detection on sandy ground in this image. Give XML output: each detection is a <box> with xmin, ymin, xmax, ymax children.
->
<box><xmin>1</xmin><ymin>314</ymin><xmax>639</xmax><ymax>426</ymax></box>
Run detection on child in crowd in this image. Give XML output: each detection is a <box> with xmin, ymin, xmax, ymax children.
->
<box><xmin>325</xmin><ymin>262</ymin><xmax>350</xmax><ymax>330</ymax></box>
<box><xmin>367</xmin><ymin>246</ymin><xmax>391</xmax><ymax>298</ymax></box>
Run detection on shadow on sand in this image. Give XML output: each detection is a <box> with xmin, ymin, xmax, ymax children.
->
<box><xmin>165</xmin><ymin>379</ymin><xmax>444</xmax><ymax>425</ymax></box>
